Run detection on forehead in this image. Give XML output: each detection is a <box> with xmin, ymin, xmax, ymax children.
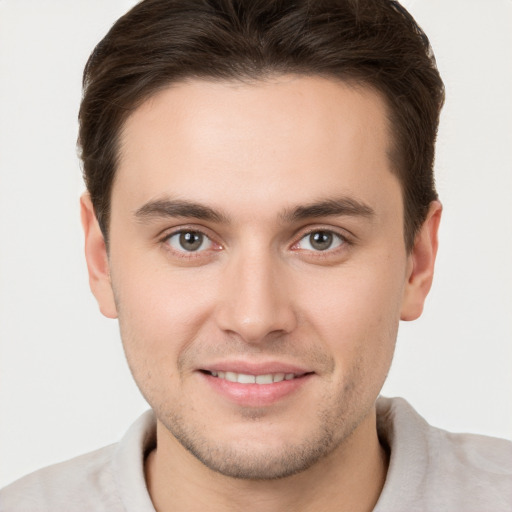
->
<box><xmin>115</xmin><ymin>75</ymin><xmax>399</xmax><ymax>220</ymax></box>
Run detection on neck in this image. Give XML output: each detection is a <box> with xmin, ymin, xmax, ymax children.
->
<box><xmin>145</xmin><ymin>407</ymin><xmax>388</xmax><ymax>512</ymax></box>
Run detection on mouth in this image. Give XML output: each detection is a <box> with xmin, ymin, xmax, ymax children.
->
<box><xmin>201</xmin><ymin>370</ymin><xmax>307</xmax><ymax>385</ymax></box>
<box><xmin>198</xmin><ymin>366</ymin><xmax>313</xmax><ymax>406</ymax></box>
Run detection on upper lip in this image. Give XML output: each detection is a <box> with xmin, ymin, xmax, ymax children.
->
<box><xmin>199</xmin><ymin>360</ymin><xmax>312</xmax><ymax>376</ymax></box>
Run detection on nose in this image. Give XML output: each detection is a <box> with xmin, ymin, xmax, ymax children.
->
<box><xmin>215</xmin><ymin>249</ymin><xmax>298</xmax><ymax>344</ymax></box>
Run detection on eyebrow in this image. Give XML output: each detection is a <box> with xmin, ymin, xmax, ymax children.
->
<box><xmin>134</xmin><ymin>196</ymin><xmax>375</xmax><ymax>224</ymax></box>
<box><xmin>280</xmin><ymin>197</ymin><xmax>375</xmax><ymax>222</ymax></box>
<box><xmin>135</xmin><ymin>199</ymin><xmax>229</xmax><ymax>223</ymax></box>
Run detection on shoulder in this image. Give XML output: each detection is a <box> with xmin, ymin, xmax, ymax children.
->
<box><xmin>0</xmin><ymin>444</ymin><xmax>121</xmax><ymax>512</ymax></box>
<box><xmin>375</xmin><ymin>396</ymin><xmax>512</xmax><ymax>511</ymax></box>
<box><xmin>438</xmin><ymin>426</ymin><xmax>512</xmax><ymax>475</ymax></box>
<box><xmin>426</xmin><ymin>420</ymin><xmax>512</xmax><ymax>508</ymax></box>
<box><xmin>0</xmin><ymin>410</ymin><xmax>156</xmax><ymax>512</ymax></box>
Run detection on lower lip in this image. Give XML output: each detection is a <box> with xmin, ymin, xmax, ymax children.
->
<box><xmin>200</xmin><ymin>372</ymin><xmax>313</xmax><ymax>407</ymax></box>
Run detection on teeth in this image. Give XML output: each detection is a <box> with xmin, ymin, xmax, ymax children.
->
<box><xmin>238</xmin><ymin>373</ymin><xmax>256</xmax><ymax>384</ymax></box>
<box><xmin>210</xmin><ymin>371</ymin><xmax>298</xmax><ymax>384</ymax></box>
<box><xmin>255</xmin><ymin>374</ymin><xmax>273</xmax><ymax>384</ymax></box>
<box><xmin>225</xmin><ymin>372</ymin><xmax>237</xmax><ymax>383</ymax></box>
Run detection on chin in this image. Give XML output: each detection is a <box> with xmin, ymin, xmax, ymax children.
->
<box><xmin>162</xmin><ymin>409</ymin><xmax>353</xmax><ymax>480</ymax></box>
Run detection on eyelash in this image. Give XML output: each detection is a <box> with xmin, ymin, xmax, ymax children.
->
<box><xmin>160</xmin><ymin>226</ymin><xmax>353</xmax><ymax>260</ymax></box>
<box><xmin>291</xmin><ymin>228</ymin><xmax>350</xmax><ymax>253</ymax></box>
<box><xmin>160</xmin><ymin>227</ymin><xmax>222</xmax><ymax>260</ymax></box>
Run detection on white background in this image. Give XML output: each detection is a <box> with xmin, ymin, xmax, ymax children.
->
<box><xmin>0</xmin><ymin>0</ymin><xmax>511</xmax><ymax>488</ymax></box>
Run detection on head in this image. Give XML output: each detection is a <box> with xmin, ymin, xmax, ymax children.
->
<box><xmin>79</xmin><ymin>0</ymin><xmax>443</xmax><ymax>481</ymax></box>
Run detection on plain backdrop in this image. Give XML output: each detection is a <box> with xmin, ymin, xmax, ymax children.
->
<box><xmin>0</xmin><ymin>0</ymin><xmax>511</xmax><ymax>488</ymax></box>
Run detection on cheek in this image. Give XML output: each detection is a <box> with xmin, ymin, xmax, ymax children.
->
<box><xmin>111</xmin><ymin>265</ymin><xmax>218</xmax><ymax>410</ymax></box>
<box><xmin>110</xmin><ymin>258</ymin><xmax>216</xmax><ymax>364</ymax></box>
<box><xmin>295</xmin><ymin>258</ymin><xmax>405</xmax><ymax>372</ymax></box>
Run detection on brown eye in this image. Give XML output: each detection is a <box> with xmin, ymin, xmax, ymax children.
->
<box><xmin>309</xmin><ymin>231</ymin><xmax>333</xmax><ymax>251</ymax></box>
<box><xmin>179</xmin><ymin>231</ymin><xmax>203</xmax><ymax>251</ymax></box>
<box><xmin>167</xmin><ymin>230</ymin><xmax>210</xmax><ymax>252</ymax></box>
<box><xmin>296</xmin><ymin>230</ymin><xmax>345</xmax><ymax>252</ymax></box>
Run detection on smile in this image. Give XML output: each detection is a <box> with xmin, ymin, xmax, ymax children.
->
<box><xmin>200</xmin><ymin>367</ymin><xmax>313</xmax><ymax>406</ymax></box>
<box><xmin>207</xmin><ymin>371</ymin><xmax>300</xmax><ymax>384</ymax></box>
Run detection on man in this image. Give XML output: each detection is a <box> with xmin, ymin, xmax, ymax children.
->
<box><xmin>1</xmin><ymin>0</ymin><xmax>511</xmax><ymax>510</ymax></box>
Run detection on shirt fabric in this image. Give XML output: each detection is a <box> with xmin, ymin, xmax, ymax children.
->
<box><xmin>1</xmin><ymin>396</ymin><xmax>511</xmax><ymax>511</ymax></box>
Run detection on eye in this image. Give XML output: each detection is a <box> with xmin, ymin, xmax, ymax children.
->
<box><xmin>166</xmin><ymin>230</ymin><xmax>212</xmax><ymax>252</ymax></box>
<box><xmin>295</xmin><ymin>230</ymin><xmax>345</xmax><ymax>252</ymax></box>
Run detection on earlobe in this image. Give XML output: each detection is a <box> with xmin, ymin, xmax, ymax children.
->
<box><xmin>400</xmin><ymin>201</ymin><xmax>442</xmax><ymax>321</ymax></box>
<box><xmin>80</xmin><ymin>193</ymin><xmax>118</xmax><ymax>319</ymax></box>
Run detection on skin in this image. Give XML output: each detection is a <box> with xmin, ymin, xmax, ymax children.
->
<box><xmin>81</xmin><ymin>75</ymin><xmax>441</xmax><ymax>512</ymax></box>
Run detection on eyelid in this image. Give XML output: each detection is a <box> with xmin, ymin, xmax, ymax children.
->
<box><xmin>166</xmin><ymin>231</ymin><xmax>212</xmax><ymax>252</ymax></box>
<box><xmin>291</xmin><ymin>225</ymin><xmax>352</xmax><ymax>246</ymax></box>
<box><xmin>159</xmin><ymin>223</ymin><xmax>218</xmax><ymax>241</ymax></box>
<box><xmin>160</xmin><ymin>225</ymin><xmax>223</xmax><ymax>256</ymax></box>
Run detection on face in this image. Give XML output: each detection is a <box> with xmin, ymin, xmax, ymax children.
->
<box><xmin>83</xmin><ymin>76</ymin><xmax>440</xmax><ymax>480</ymax></box>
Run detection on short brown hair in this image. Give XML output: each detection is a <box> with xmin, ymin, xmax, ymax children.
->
<box><xmin>79</xmin><ymin>0</ymin><xmax>444</xmax><ymax>250</ymax></box>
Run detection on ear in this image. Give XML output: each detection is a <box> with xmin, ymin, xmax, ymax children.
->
<box><xmin>400</xmin><ymin>201</ymin><xmax>442</xmax><ymax>321</ymax></box>
<box><xmin>80</xmin><ymin>193</ymin><xmax>118</xmax><ymax>319</ymax></box>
